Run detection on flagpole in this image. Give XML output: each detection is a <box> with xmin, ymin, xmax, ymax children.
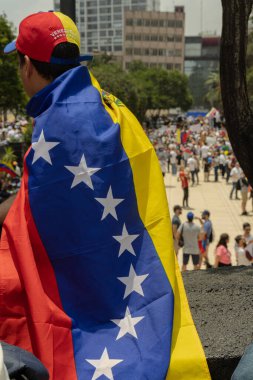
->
<box><xmin>60</xmin><ymin>0</ymin><xmax>76</xmax><ymax>22</ymax></box>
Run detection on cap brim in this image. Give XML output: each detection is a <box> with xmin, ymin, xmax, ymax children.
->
<box><xmin>4</xmin><ymin>40</ymin><xmax>16</xmax><ymax>54</ymax></box>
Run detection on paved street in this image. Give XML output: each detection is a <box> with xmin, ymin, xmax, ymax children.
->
<box><xmin>165</xmin><ymin>170</ymin><xmax>252</xmax><ymax>267</ymax></box>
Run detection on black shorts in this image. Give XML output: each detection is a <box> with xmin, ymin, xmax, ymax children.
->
<box><xmin>183</xmin><ymin>253</ymin><xmax>200</xmax><ymax>266</ymax></box>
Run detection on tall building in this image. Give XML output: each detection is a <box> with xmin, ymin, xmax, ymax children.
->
<box><xmin>123</xmin><ymin>6</ymin><xmax>185</xmax><ymax>71</ymax></box>
<box><xmin>54</xmin><ymin>0</ymin><xmax>160</xmax><ymax>54</ymax></box>
<box><xmin>184</xmin><ymin>36</ymin><xmax>220</xmax><ymax>107</ymax></box>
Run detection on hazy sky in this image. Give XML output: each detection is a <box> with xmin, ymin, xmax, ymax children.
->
<box><xmin>1</xmin><ymin>0</ymin><xmax>222</xmax><ymax>36</ymax></box>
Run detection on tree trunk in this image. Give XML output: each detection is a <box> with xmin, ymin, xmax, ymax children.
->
<box><xmin>220</xmin><ymin>0</ymin><xmax>253</xmax><ymax>185</ymax></box>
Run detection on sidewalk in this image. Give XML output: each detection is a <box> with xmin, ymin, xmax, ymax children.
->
<box><xmin>165</xmin><ymin>170</ymin><xmax>252</xmax><ymax>267</ymax></box>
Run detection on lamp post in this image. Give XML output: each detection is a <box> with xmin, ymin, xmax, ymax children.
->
<box><xmin>60</xmin><ymin>0</ymin><xmax>76</xmax><ymax>22</ymax></box>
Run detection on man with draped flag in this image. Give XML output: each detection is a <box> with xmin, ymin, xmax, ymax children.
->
<box><xmin>1</xmin><ymin>11</ymin><xmax>211</xmax><ymax>380</ymax></box>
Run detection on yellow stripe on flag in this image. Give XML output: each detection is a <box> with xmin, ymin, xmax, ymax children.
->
<box><xmin>90</xmin><ymin>72</ymin><xmax>211</xmax><ymax>380</ymax></box>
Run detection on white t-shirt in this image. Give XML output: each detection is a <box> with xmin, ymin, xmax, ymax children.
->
<box><xmin>236</xmin><ymin>247</ymin><xmax>251</xmax><ymax>266</ymax></box>
<box><xmin>230</xmin><ymin>167</ymin><xmax>242</xmax><ymax>182</ymax></box>
<box><xmin>201</xmin><ymin>145</ymin><xmax>209</xmax><ymax>158</ymax></box>
<box><xmin>219</xmin><ymin>154</ymin><xmax>226</xmax><ymax>165</ymax></box>
<box><xmin>187</xmin><ymin>157</ymin><xmax>196</xmax><ymax>172</ymax></box>
<box><xmin>170</xmin><ymin>150</ymin><xmax>177</xmax><ymax>164</ymax></box>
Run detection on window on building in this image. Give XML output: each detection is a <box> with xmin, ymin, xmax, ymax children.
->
<box><xmin>114</xmin><ymin>45</ymin><xmax>122</xmax><ymax>51</ymax></box>
<box><xmin>126</xmin><ymin>34</ymin><xmax>133</xmax><ymax>40</ymax></box>
<box><xmin>175</xmin><ymin>49</ymin><xmax>182</xmax><ymax>56</ymax></box>
<box><xmin>80</xmin><ymin>17</ymin><xmax>85</xmax><ymax>23</ymax></box>
<box><xmin>175</xmin><ymin>64</ymin><xmax>181</xmax><ymax>70</ymax></box>
<box><xmin>100</xmin><ymin>22</ymin><xmax>112</xmax><ymax>28</ymax></box>
<box><xmin>134</xmin><ymin>34</ymin><xmax>141</xmax><ymax>41</ymax></box>
<box><xmin>87</xmin><ymin>8</ymin><xmax>97</xmax><ymax>15</ymax></box>
<box><xmin>88</xmin><ymin>16</ymin><xmax>97</xmax><ymax>22</ymax></box>
<box><xmin>100</xmin><ymin>7</ymin><xmax>111</xmax><ymax>13</ymax></box>
<box><xmin>166</xmin><ymin>63</ymin><xmax>173</xmax><ymax>70</ymax></box>
<box><xmin>114</xmin><ymin>6</ymin><xmax>121</xmax><ymax>13</ymax></box>
<box><xmin>151</xmin><ymin>19</ymin><xmax>158</xmax><ymax>27</ymax></box>
<box><xmin>114</xmin><ymin>14</ymin><xmax>122</xmax><ymax>21</ymax></box>
<box><xmin>159</xmin><ymin>20</ymin><xmax>164</xmax><ymax>27</ymax></box>
<box><xmin>126</xmin><ymin>48</ymin><xmax>133</xmax><ymax>55</ymax></box>
<box><xmin>167</xmin><ymin>20</ymin><xmax>175</xmax><ymax>28</ymax></box>
<box><xmin>100</xmin><ymin>15</ymin><xmax>111</xmax><ymax>21</ymax></box>
<box><xmin>134</xmin><ymin>48</ymin><xmax>141</xmax><ymax>55</ymax></box>
<box><xmin>126</xmin><ymin>19</ymin><xmax>133</xmax><ymax>26</ymax></box>
<box><xmin>108</xmin><ymin>30</ymin><xmax>114</xmax><ymax>36</ymax></box>
<box><xmin>144</xmin><ymin>19</ymin><xmax>150</xmax><ymax>26</ymax></box>
<box><xmin>175</xmin><ymin>20</ymin><xmax>183</xmax><ymax>28</ymax></box>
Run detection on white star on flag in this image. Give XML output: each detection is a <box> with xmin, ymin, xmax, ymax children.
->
<box><xmin>65</xmin><ymin>154</ymin><xmax>100</xmax><ymax>189</ymax></box>
<box><xmin>113</xmin><ymin>224</ymin><xmax>139</xmax><ymax>257</ymax></box>
<box><xmin>86</xmin><ymin>347</ymin><xmax>123</xmax><ymax>380</ymax></box>
<box><xmin>32</xmin><ymin>130</ymin><xmax>60</xmax><ymax>165</ymax></box>
<box><xmin>117</xmin><ymin>264</ymin><xmax>149</xmax><ymax>299</ymax></box>
<box><xmin>95</xmin><ymin>186</ymin><xmax>124</xmax><ymax>221</ymax></box>
<box><xmin>111</xmin><ymin>306</ymin><xmax>144</xmax><ymax>340</ymax></box>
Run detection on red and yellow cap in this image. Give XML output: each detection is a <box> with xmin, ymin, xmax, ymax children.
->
<box><xmin>4</xmin><ymin>11</ymin><xmax>93</xmax><ymax>64</ymax></box>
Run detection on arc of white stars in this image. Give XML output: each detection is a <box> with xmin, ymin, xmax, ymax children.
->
<box><xmin>32</xmin><ymin>130</ymin><xmax>60</xmax><ymax>165</ymax></box>
<box><xmin>117</xmin><ymin>264</ymin><xmax>149</xmax><ymax>299</ymax></box>
<box><xmin>95</xmin><ymin>186</ymin><xmax>124</xmax><ymax>221</ymax></box>
<box><xmin>86</xmin><ymin>347</ymin><xmax>123</xmax><ymax>380</ymax></box>
<box><xmin>65</xmin><ymin>154</ymin><xmax>100</xmax><ymax>190</ymax></box>
<box><xmin>111</xmin><ymin>306</ymin><xmax>144</xmax><ymax>340</ymax></box>
<box><xmin>113</xmin><ymin>224</ymin><xmax>139</xmax><ymax>257</ymax></box>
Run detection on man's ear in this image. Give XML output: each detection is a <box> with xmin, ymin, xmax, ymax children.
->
<box><xmin>23</xmin><ymin>55</ymin><xmax>33</xmax><ymax>78</ymax></box>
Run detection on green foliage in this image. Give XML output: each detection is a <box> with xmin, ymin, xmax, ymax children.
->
<box><xmin>1</xmin><ymin>146</ymin><xmax>17</xmax><ymax>164</ymax></box>
<box><xmin>22</xmin><ymin>122</ymin><xmax>33</xmax><ymax>151</ymax></box>
<box><xmin>0</xmin><ymin>14</ymin><xmax>27</xmax><ymax>118</ymax></box>
<box><xmin>205</xmin><ymin>71</ymin><xmax>222</xmax><ymax>110</ymax></box>
<box><xmin>91</xmin><ymin>58</ymin><xmax>192</xmax><ymax>122</ymax></box>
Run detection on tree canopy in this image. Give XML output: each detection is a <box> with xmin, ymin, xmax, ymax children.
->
<box><xmin>91</xmin><ymin>57</ymin><xmax>192</xmax><ymax>122</ymax></box>
<box><xmin>0</xmin><ymin>14</ymin><xmax>27</xmax><ymax>119</ymax></box>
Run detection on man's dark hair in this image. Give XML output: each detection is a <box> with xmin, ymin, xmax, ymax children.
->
<box><xmin>173</xmin><ymin>205</ymin><xmax>182</xmax><ymax>213</ymax></box>
<box><xmin>243</xmin><ymin>222</ymin><xmax>251</xmax><ymax>230</ymax></box>
<box><xmin>17</xmin><ymin>42</ymin><xmax>80</xmax><ymax>81</ymax></box>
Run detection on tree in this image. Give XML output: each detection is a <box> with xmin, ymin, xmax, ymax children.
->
<box><xmin>0</xmin><ymin>14</ymin><xmax>27</xmax><ymax>120</ymax></box>
<box><xmin>91</xmin><ymin>59</ymin><xmax>193</xmax><ymax>122</ymax></box>
<box><xmin>220</xmin><ymin>0</ymin><xmax>253</xmax><ymax>185</ymax></box>
<box><xmin>205</xmin><ymin>71</ymin><xmax>222</xmax><ymax>110</ymax></box>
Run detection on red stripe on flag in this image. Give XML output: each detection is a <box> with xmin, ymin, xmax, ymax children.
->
<box><xmin>0</xmin><ymin>149</ymin><xmax>77</xmax><ymax>379</ymax></box>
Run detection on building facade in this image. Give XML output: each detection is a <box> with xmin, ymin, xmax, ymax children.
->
<box><xmin>123</xmin><ymin>6</ymin><xmax>185</xmax><ymax>71</ymax></box>
<box><xmin>54</xmin><ymin>0</ymin><xmax>160</xmax><ymax>54</ymax></box>
<box><xmin>184</xmin><ymin>36</ymin><xmax>220</xmax><ymax>107</ymax></box>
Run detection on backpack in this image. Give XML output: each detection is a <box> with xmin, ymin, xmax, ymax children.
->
<box><xmin>209</xmin><ymin>227</ymin><xmax>214</xmax><ymax>243</ymax></box>
<box><xmin>178</xmin><ymin>223</ymin><xmax>184</xmax><ymax>247</ymax></box>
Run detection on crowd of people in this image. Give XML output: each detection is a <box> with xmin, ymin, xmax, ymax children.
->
<box><xmin>0</xmin><ymin>120</ymin><xmax>27</xmax><ymax>144</ymax></box>
<box><xmin>144</xmin><ymin>114</ymin><xmax>253</xmax><ymax>270</ymax></box>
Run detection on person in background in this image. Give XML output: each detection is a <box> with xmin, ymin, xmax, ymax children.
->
<box><xmin>194</xmin><ymin>154</ymin><xmax>200</xmax><ymax>185</ymax></box>
<box><xmin>170</xmin><ymin>148</ymin><xmax>177</xmax><ymax>176</ymax></box>
<box><xmin>187</xmin><ymin>155</ymin><xmax>197</xmax><ymax>186</ymax></box>
<box><xmin>242</xmin><ymin>223</ymin><xmax>253</xmax><ymax>244</ymax></box>
<box><xmin>213</xmin><ymin>152</ymin><xmax>220</xmax><ymax>182</ymax></box>
<box><xmin>197</xmin><ymin>210</ymin><xmax>213</xmax><ymax>269</ymax></box>
<box><xmin>203</xmin><ymin>157</ymin><xmax>210</xmax><ymax>182</ymax></box>
<box><xmin>234</xmin><ymin>235</ymin><xmax>251</xmax><ymax>266</ymax></box>
<box><xmin>178</xmin><ymin>165</ymin><xmax>190</xmax><ymax>209</ymax></box>
<box><xmin>230</xmin><ymin>162</ymin><xmax>242</xmax><ymax>200</ymax></box>
<box><xmin>214</xmin><ymin>233</ymin><xmax>232</xmax><ymax>268</ymax></box>
<box><xmin>239</xmin><ymin>174</ymin><xmax>249</xmax><ymax>215</ymax></box>
<box><xmin>171</xmin><ymin>205</ymin><xmax>182</xmax><ymax>255</ymax></box>
<box><xmin>219</xmin><ymin>151</ymin><xmax>226</xmax><ymax>178</ymax></box>
<box><xmin>177</xmin><ymin>212</ymin><xmax>201</xmax><ymax>271</ymax></box>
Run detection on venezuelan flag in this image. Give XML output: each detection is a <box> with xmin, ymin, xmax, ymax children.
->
<box><xmin>0</xmin><ymin>66</ymin><xmax>210</xmax><ymax>379</ymax></box>
<box><xmin>0</xmin><ymin>162</ymin><xmax>18</xmax><ymax>177</ymax></box>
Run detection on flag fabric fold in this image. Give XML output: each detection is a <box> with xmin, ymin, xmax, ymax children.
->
<box><xmin>0</xmin><ymin>66</ymin><xmax>210</xmax><ymax>380</ymax></box>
